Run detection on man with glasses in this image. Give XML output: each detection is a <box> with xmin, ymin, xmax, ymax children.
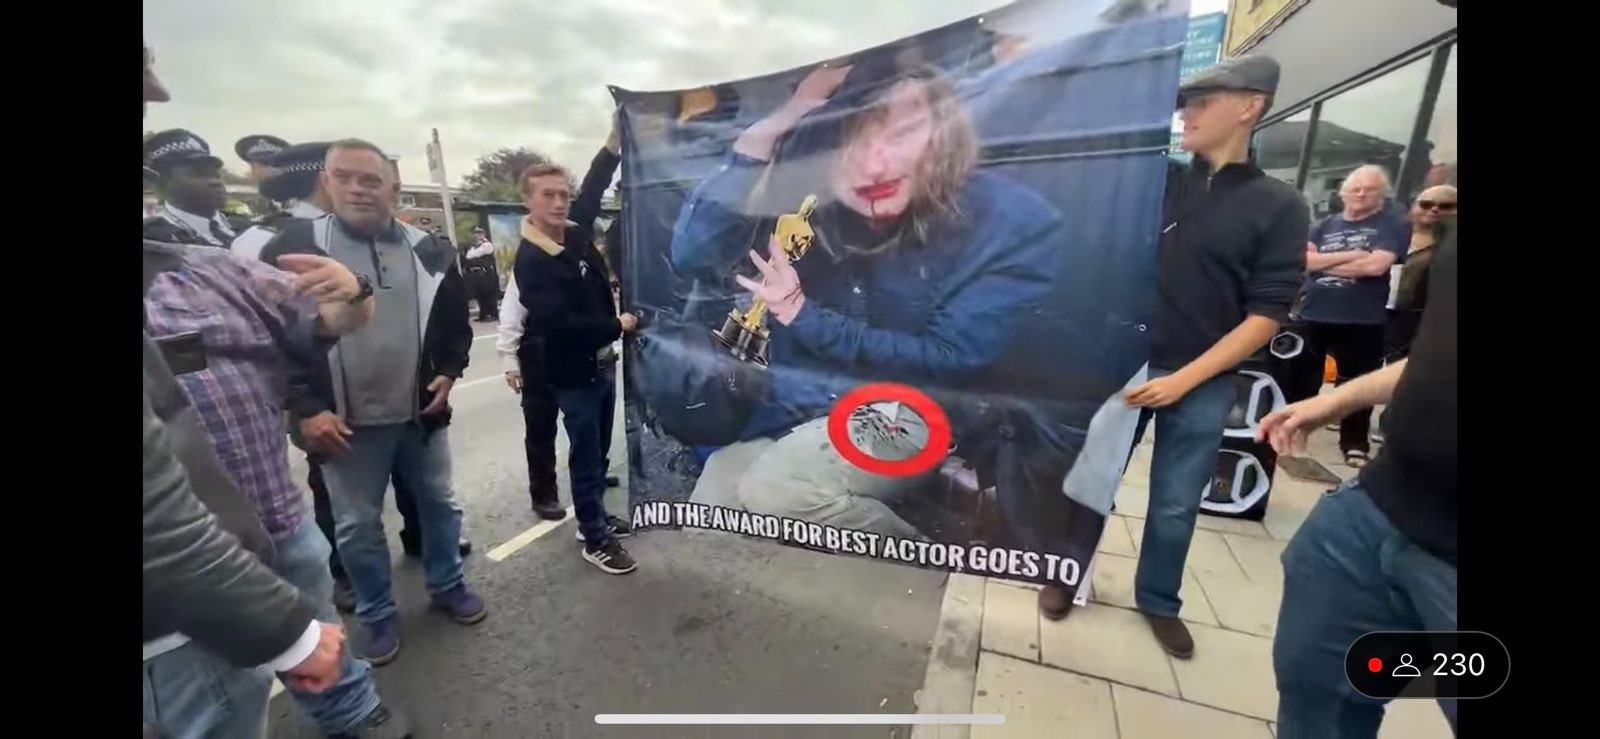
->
<box><xmin>1384</xmin><ymin>186</ymin><xmax>1456</xmax><ymax>362</ymax></box>
<box><xmin>1288</xmin><ymin>164</ymin><xmax>1410</xmax><ymax>469</ymax></box>
<box><xmin>260</xmin><ymin>139</ymin><xmax>486</xmax><ymax>666</ymax></box>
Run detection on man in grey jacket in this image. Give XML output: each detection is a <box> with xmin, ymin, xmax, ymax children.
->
<box><xmin>141</xmin><ymin>42</ymin><xmax>366</xmax><ymax>738</ymax></box>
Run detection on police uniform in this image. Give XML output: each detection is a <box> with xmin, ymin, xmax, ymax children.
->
<box><xmin>235</xmin><ymin>134</ymin><xmax>289</xmax><ymax>171</ymax></box>
<box><xmin>235</xmin><ymin>133</ymin><xmax>290</xmax><ymax>188</ymax></box>
<box><xmin>142</xmin><ymin>130</ymin><xmax>237</xmax><ymax>248</ymax></box>
<box><xmin>463</xmin><ymin>228</ymin><xmax>501</xmax><ymax>322</ymax></box>
<box><xmin>231</xmin><ymin>141</ymin><xmax>331</xmax><ymax>262</ymax></box>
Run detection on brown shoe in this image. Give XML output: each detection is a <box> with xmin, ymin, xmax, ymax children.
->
<box><xmin>1039</xmin><ymin>584</ymin><xmax>1074</xmax><ymax>621</ymax></box>
<box><xmin>1144</xmin><ymin>614</ymin><xmax>1194</xmax><ymax>659</ymax></box>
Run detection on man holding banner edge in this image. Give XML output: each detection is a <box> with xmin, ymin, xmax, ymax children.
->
<box><xmin>1042</xmin><ymin>55</ymin><xmax>1310</xmax><ymax>661</ymax></box>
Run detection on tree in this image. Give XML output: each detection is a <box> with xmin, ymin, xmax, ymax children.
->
<box><xmin>461</xmin><ymin>147</ymin><xmax>553</xmax><ymax>203</ymax></box>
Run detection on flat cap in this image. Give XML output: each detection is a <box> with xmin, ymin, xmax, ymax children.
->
<box><xmin>1177</xmin><ymin>55</ymin><xmax>1281</xmax><ymax>112</ymax></box>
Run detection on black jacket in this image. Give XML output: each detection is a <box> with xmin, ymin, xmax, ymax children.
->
<box><xmin>261</xmin><ymin>216</ymin><xmax>472</xmax><ymax>428</ymax></box>
<box><xmin>1149</xmin><ymin>158</ymin><xmax>1309</xmax><ymax>370</ymax></box>
<box><xmin>142</xmin><ymin>243</ymin><xmax>317</xmax><ymax>666</ymax></box>
<box><xmin>516</xmin><ymin>148</ymin><xmax>622</xmax><ymax>388</ymax></box>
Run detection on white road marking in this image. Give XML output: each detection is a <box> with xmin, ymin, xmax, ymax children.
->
<box><xmin>455</xmin><ymin>374</ymin><xmax>505</xmax><ymax>391</ymax></box>
<box><xmin>486</xmin><ymin>506</ymin><xmax>577</xmax><ymax>562</ymax></box>
<box><xmin>472</xmin><ymin>333</ymin><xmax>496</xmax><ymax>342</ymax></box>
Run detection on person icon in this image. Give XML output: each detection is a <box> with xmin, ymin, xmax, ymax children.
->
<box><xmin>1391</xmin><ymin>653</ymin><xmax>1421</xmax><ymax>678</ymax></box>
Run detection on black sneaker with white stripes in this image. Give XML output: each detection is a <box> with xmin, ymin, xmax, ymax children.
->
<box><xmin>582</xmin><ymin>539</ymin><xmax>638</xmax><ymax>575</ymax></box>
<box><xmin>574</xmin><ymin>514</ymin><xmax>634</xmax><ymax>542</ymax></box>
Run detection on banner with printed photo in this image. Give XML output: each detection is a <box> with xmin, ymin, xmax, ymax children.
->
<box><xmin>614</xmin><ymin>0</ymin><xmax>1189</xmax><ymax>599</ymax></box>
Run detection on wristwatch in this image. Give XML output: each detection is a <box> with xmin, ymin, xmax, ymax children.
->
<box><xmin>349</xmin><ymin>273</ymin><xmax>374</xmax><ymax>304</ymax></box>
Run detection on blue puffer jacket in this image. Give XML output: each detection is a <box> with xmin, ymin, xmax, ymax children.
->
<box><xmin>671</xmin><ymin>152</ymin><xmax>1065</xmax><ymax>441</ymax></box>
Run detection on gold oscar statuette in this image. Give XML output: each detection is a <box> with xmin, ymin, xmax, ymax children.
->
<box><xmin>713</xmin><ymin>194</ymin><xmax>819</xmax><ymax>368</ymax></box>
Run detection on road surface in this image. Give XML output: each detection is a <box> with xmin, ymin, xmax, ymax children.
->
<box><xmin>267</xmin><ymin>323</ymin><xmax>949</xmax><ymax>738</ymax></box>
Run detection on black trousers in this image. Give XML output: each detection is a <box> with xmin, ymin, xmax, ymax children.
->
<box><xmin>1285</xmin><ymin>322</ymin><xmax>1384</xmax><ymax>454</ymax></box>
<box><xmin>309</xmin><ymin>454</ymin><xmax>422</xmax><ymax>580</ymax></box>
<box><xmin>1383</xmin><ymin>309</ymin><xmax>1423</xmax><ymax>364</ymax></box>
<box><xmin>521</xmin><ymin>366</ymin><xmax>561</xmax><ymax>508</ymax></box>
<box><xmin>469</xmin><ymin>270</ymin><xmax>500</xmax><ymax>320</ymax></box>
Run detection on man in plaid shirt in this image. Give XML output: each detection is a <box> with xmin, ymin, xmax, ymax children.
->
<box><xmin>143</xmin><ymin>239</ymin><xmax>413</xmax><ymax>736</ymax></box>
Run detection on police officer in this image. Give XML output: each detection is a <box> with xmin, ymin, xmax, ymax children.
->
<box><xmin>234</xmin><ymin>133</ymin><xmax>290</xmax><ymax>184</ymax></box>
<box><xmin>464</xmin><ymin>226</ymin><xmax>501</xmax><ymax>322</ymax></box>
<box><xmin>143</xmin><ymin>129</ymin><xmax>237</xmax><ymax>247</ymax></box>
<box><xmin>231</xmin><ymin>141</ymin><xmax>333</xmax><ymax>262</ymax></box>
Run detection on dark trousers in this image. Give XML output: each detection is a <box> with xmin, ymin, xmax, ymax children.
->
<box><xmin>1285</xmin><ymin>322</ymin><xmax>1384</xmax><ymax>454</ymax></box>
<box><xmin>1382</xmin><ymin>309</ymin><xmax>1422</xmax><ymax>364</ymax></box>
<box><xmin>521</xmin><ymin>363</ymin><xmax>561</xmax><ymax>508</ymax></box>
<box><xmin>469</xmin><ymin>270</ymin><xmax>500</xmax><ymax>320</ymax></box>
<box><xmin>308</xmin><ymin>455</ymin><xmax>422</xmax><ymax>580</ymax></box>
<box><xmin>551</xmin><ymin>364</ymin><xmax>617</xmax><ymax>547</ymax></box>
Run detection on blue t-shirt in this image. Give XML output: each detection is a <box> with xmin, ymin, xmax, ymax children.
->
<box><xmin>1299</xmin><ymin>209</ymin><xmax>1409</xmax><ymax>325</ymax></box>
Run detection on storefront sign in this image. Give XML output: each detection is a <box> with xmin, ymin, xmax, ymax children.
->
<box><xmin>1224</xmin><ymin>0</ymin><xmax>1309</xmax><ymax>58</ymax></box>
<box><xmin>1171</xmin><ymin>12</ymin><xmax>1228</xmax><ymax>160</ymax></box>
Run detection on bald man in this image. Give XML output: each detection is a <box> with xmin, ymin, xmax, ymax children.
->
<box><xmin>1290</xmin><ymin>165</ymin><xmax>1410</xmax><ymax>469</ymax></box>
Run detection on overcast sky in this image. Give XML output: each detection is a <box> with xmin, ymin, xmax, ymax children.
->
<box><xmin>145</xmin><ymin>0</ymin><xmax>1225</xmax><ymax>187</ymax></box>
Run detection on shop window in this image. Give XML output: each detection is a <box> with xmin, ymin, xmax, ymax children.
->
<box><xmin>1300</xmin><ymin>55</ymin><xmax>1431</xmax><ymax>220</ymax></box>
<box><xmin>1416</xmin><ymin>45</ymin><xmax>1457</xmax><ymax>193</ymax></box>
<box><xmin>1252</xmin><ymin>109</ymin><xmax>1312</xmax><ymax>186</ymax></box>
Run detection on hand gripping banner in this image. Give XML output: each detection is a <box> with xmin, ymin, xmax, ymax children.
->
<box><xmin>615</xmin><ymin>0</ymin><xmax>1190</xmax><ymax>599</ymax></box>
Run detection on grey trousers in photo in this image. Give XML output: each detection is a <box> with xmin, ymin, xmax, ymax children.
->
<box><xmin>689</xmin><ymin>403</ymin><xmax>933</xmax><ymax>540</ymax></box>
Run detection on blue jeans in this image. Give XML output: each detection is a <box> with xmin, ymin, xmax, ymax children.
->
<box><xmin>142</xmin><ymin>641</ymin><xmax>272</xmax><ymax>739</ymax></box>
<box><xmin>273</xmin><ymin>515</ymin><xmax>383</xmax><ymax>732</ymax></box>
<box><xmin>1131</xmin><ymin>366</ymin><xmax>1236</xmax><ymax>617</ymax></box>
<box><xmin>1274</xmin><ymin>479</ymin><xmax>1458</xmax><ymax>738</ymax></box>
<box><xmin>553</xmin><ymin>364</ymin><xmax>616</xmax><ymax>548</ymax></box>
<box><xmin>323</xmin><ymin>422</ymin><xmax>466</xmax><ymax>623</ymax></box>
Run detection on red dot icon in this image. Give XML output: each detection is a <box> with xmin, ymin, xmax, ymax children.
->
<box><xmin>1367</xmin><ymin>657</ymin><xmax>1383</xmax><ymax>673</ymax></box>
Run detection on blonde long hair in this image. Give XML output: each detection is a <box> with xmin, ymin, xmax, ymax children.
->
<box><xmin>835</xmin><ymin>68</ymin><xmax>979</xmax><ymax>251</ymax></box>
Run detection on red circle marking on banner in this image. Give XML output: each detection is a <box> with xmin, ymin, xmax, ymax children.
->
<box><xmin>826</xmin><ymin>382</ymin><xmax>952</xmax><ymax>478</ymax></box>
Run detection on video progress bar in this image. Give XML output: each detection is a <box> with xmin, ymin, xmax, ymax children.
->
<box><xmin>595</xmin><ymin>714</ymin><xmax>1004</xmax><ymax>725</ymax></box>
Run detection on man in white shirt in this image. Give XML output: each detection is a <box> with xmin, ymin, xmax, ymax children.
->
<box><xmin>464</xmin><ymin>226</ymin><xmax>501</xmax><ymax>322</ymax></box>
<box><xmin>143</xmin><ymin>129</ymin><xmax>237</xmax><ymax>247</ymax></box>
<box><xmin>497</xmin><ymin>275</ymin><xmax>565</xmax><ymax>520</ymax></box>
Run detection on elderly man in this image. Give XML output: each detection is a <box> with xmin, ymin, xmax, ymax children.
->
<box><xmin>260</xmin><ymin>139</ymin><xmax>485</xmax><ymax>665</ymax></box>
<box><xmin>1289</xmin><ymin>165</ymin><xmax>1410</xmax><ymax>468</ymax></box>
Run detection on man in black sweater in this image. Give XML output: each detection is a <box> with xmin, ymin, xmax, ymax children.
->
<box><xmin>514</xmin><ymin>137</ymin><xmax>640</xmax><ymax>575</ymax></box>
<box><xmin>1039</xmin><ymin>56</ymin><xmax>1310</xmax><ymax>662</ymax></box>
<box><xmin>1261</xmin><ymin>224</ymin><xmax>1457</xmax><ymax>737</ymax></box>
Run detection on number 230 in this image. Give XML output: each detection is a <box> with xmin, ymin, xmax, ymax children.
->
<box><xmin>1432</xmin><ymin>652</ymin><xmax>1485</xmax><ymax>676</ymax></box>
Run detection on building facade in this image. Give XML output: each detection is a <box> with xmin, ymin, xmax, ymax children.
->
<box><xmin>1230</xmin><ymin>0</ymin><xmax>1457</xmax><ymax>218</ymax></box>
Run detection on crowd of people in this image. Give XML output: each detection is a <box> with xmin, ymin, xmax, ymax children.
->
<box><xmin>140</xmin><ymin>29</ymin><xmax>1456</xmax><ymax>739</ymax></box>
<box><xmin>139</xmin><ymin>36</ymin><xmax>643</xmax><ymax>736</ymax></box>
<box><xmin>1025</xmin><ymin>55</ymin><xmax>1459</xmax><ymax>737</ymax></box>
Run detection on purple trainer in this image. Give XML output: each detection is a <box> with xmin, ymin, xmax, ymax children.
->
<box><xmin>362</xmin><ymin>617</ymin><xmax>400</xmax><ymax>666</ymax></box>
<box><xmin>430</xmin><ymin>586</ymin><xmax>487</xmax><ymax>625</ymax></box>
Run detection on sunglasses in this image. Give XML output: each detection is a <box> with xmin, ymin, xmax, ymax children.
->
<box><xmin>1417</xmin><ymin>200</ymin><xmax>1457</xmax><ymax>212</ymax></box>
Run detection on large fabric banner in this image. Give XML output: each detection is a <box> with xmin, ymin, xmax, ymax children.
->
<box><xmin>615</xmin><ymin>0</ymin><xmax>1189</xmax><ymax>599</ymax></box>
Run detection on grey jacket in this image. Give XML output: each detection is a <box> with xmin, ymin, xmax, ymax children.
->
<box><xmin>142</xmin><ymin>242</ymin><xmax>317</xmax><ymax>668</ymax></box>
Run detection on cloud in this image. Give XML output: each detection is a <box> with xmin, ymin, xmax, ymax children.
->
<box><xmin>143</xmin><ymin>0</ymin><xmax>1005</xmax><ymax>185</ymax></box>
